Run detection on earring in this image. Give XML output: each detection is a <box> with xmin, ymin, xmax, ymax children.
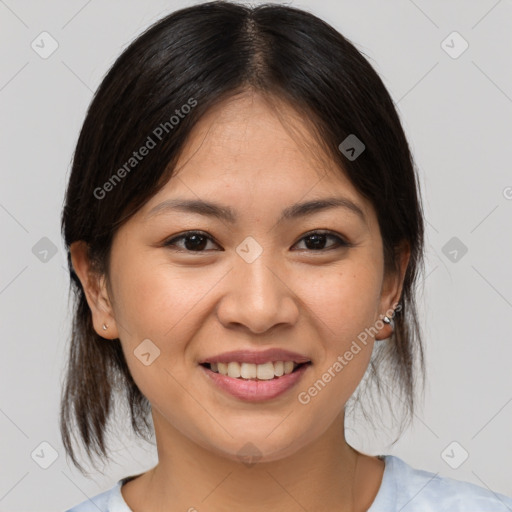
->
<box><xmin>382</xmin><ymin>309</ymin><xmax>396</xmax><ymax>330</ymax></box>
<box><xmin>102</xmin><ymin>323</ymin><xmax>108</xmax><ymax>331</ymax></box>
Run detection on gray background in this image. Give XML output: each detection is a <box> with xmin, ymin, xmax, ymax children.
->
<box><xmin>1</xmin><ymin>0</ymin><xmax>511</xmax><ymax>510</ymax></box>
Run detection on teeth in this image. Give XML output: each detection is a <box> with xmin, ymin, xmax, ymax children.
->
<box><xmin>240</xmin><ymin>362</ymin><xmax>257</xmax><ymax>379</ymax></box>
<box><xmin>227</xmin><ymin>362</ymin><xmax>241</xmax><ymax>378</ymax></box>
<box><xmin>209</xmin><ymin>361</ymin><xmax>302</xmax><ymax>380</ymax></box>
<box><xmin>256</xmin><ymin>362</ymin><xmax>274</xmax><ymax>380</ymax></box>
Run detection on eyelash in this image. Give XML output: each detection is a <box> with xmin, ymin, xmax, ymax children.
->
<box><xmin>162</xmin><ymin>230</ymin><xmax>352</xmax><ymax>254</ymax></box>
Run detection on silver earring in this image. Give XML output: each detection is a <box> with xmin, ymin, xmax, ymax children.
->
<box><xmin>383</xmin><ymin>310</ymin><xmax>395</xmax><ymax>329</ymax></box>
<box><xmin>102</xmin><ymin>323</ymin><xmax>108</xmax><ymax>331</ymax></box>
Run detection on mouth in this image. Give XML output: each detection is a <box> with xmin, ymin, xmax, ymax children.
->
<box><xmin>197</xmin><ymin>348</ymin><xmax>312</xmax><ymax>401</ymax></box>
<box><xmin>199</xmin><ymin>360</ymin><xmax>312</xmax><ymax>402</ymax></box>
<box><xmin>199</xmin><ymin>361</ymin><xmax>312</xmax><ymax>381</ymax></box>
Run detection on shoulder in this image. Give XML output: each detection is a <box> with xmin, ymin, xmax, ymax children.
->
<box><xmin>370</xmin><ymin>454</ymin><xmax>512</xmax><ymax>512</ymax></box>
<box><xmin>65</xmin><ymin>479</ymin><xmax>130</xmax><ymax>512</ymax></box>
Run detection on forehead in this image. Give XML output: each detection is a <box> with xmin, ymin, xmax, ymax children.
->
<box><xmin>181</xmin><ymin>93</ymin><xmax>330</xmax><ymax>168</ymax></box>
<box><xmin>141</xmin><ymin>91</ymin><xmax>376</xmax><ymax>226</ymax></box>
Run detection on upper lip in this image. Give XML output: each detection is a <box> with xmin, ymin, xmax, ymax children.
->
<box><xmin>199</xmin><ymin>348</ymin><xmax>311</xmax><ymax>365</ymax></box>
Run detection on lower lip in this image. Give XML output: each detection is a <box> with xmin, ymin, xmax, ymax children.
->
<box><xmin>200</xmin><ymin>363</ymin><xmax>311</xmax><ymax>402</ymax></box>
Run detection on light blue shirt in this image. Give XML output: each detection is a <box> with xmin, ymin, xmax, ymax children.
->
<box><xmin>65</xmin><ymin>454</ymin><xmax>512</xmax><ymax>511</ymax></box>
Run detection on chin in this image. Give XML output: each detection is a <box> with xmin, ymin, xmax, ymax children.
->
<box><xmin>202</xmin><ymin>427</ymin><xmax>315</xmax><ymax>465</ymax></box>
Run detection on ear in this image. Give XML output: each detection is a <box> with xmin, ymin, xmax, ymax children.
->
<box><xmin>375</xmin><ymin>241</ymin><xmax>410</xmax><ymax>341</ymax></box>
<box><xmin>69</xmin><ymin>241</ymin><xmax>119</xmax><ymax>339</ymax></box>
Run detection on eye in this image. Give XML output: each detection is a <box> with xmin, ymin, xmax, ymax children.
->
<box><xmin>163</xmin><ymin>231</ymin><xmax>220</xmax><ymax>253</ymax></box>
<box><xmin>163</xmin><ymin>229</ymin><xmax>351</xmax><ymax>253</ymax></box>
<box><xmin>292</xmin><ymin>230</ymin><xmax>351</xmax><ymax>252</ymax></box>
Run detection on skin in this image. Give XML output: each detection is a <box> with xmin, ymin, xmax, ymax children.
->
<box><xmin>71</xmin><ymin>90</ymin><xmax>410</xmax><ymax>512</ymax></box>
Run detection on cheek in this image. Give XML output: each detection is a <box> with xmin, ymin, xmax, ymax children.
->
<box><xmin>293</xmin><ymin>267</ymin><xmax>380</xmax><ymax>418</ymax></box>
<box><xmin>108</xmin><ymin>256</ymin><xmax>209</xmax><ymax>408</ymax></box>
<box><xmin>297</xmin><ymin>263</ymin><xmax>382</xmax><ymax>343</ymax></box>
<box><xmin>111</xmin><ymin>253</ymin><xmax>213</xmax><ymax>341</ymax></box>
<box><xmin>290</xmin><ymin>259</ymin><xmax>382</xmax><ymax>410</ymax></box>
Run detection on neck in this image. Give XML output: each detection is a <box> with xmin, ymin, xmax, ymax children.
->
<box><xmin>125</xmin><ymin>411</ymin><xmax>374</xmax><ymax>512</ymax></box>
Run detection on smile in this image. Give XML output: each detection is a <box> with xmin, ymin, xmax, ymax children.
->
<box><xmin>203</xmin><ymin>361</ymin><xmax>305</xmax><ymax>380</ymax></box>
<box><xmin>199</xmin><ymin>361</ymin><xmax>312</xmax><ymax>402</ymax></box>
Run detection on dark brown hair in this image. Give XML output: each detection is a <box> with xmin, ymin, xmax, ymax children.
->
<box><xmin>60</xmin><ymin>0</ymin><xmax>425</xmax><ymax>474</ymax></box>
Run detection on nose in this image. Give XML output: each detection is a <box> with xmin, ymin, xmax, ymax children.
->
<box><xmin>216</xmin><ymin>253</ymin><xmax>300</xmax><ymax>335</ymax></box>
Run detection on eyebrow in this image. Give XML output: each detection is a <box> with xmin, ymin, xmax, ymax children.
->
<box><xmin>146</xmin><ymin>196</ymin><xmax>366</xmax><ymax>224</ymax></box>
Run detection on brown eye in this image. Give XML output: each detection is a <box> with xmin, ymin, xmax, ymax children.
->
<box><xmin>293</xmin><ymin>231</ymin><xmax>350</xmax><ymax>251</ymax></box>
<box><xmin>164</xmin><ymin>231</ymin><xmax>219</xmax><ymax>252</ymax></box>
<box><xmin>163</xmin><ymin>229</ymin><xmax>351</xmax><ymax>254</ymax></box>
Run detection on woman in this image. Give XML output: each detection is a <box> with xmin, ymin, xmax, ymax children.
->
<box><xmin>62</xmin><ymin>2</ymin><xmax>512</xmax><ymax>511</ymax></box>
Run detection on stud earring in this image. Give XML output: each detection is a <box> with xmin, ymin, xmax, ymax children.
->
<box><xmin>102</xmin><ymin>323</ymin><xmax>108</xmax><ymax>331</ymax></box>
<box><xmin>382</xmin><ymin>309</ymin><xmax>396</xmax><ymax>330</ymax></box>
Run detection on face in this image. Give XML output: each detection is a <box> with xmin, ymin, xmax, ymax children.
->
<box><xmin>74</xmin><ymin>91</ymin><xmax>405</xmax><ymax>463</ymax></box>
